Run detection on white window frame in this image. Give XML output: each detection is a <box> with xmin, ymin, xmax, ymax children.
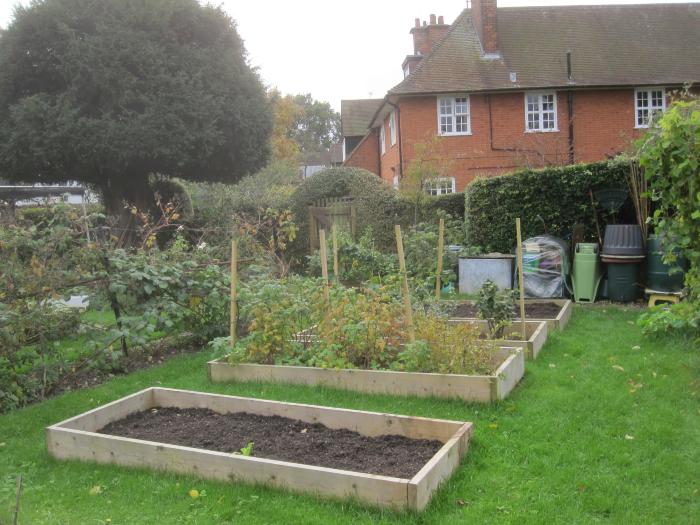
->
<box><xmin>389</xmin><ymin>111</ymin><xmax>397</xmax><ymax>146</ymax></box>
<box><xmin>437</xmin><ymin>95</ymin><xmax>471</xmax><ymax>136</ymax></box>
<box><xmin>524</xmin><ymin>91</ymin><xmax>558</xmax><ymax>133</ymax></box>
<box><xmin>635</xmin><ymin>87</ymin><xmax>666</xmax><ymax>129</ymax></box>
<box><xmin>379</xmin><ymin>123</ymin><xmax>386</xmax><ymax>156</ymax></box>
<box><xmin>424</xmin><ymin>177</ymin><xmax>456</xmax><ymax>196</ymax></box>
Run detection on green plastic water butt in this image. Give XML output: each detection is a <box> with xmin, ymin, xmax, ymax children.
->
<box><xmin>607</xmin><ymin>263</ymin><xmax>642</xmax><ymax>302</ymax></box>
<box><xmin>647</xmin><ymin>235</ymin><xmax>686</xmax><ymax>292</ymax></box>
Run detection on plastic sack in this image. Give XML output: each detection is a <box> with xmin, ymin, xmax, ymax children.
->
<box><xmin>516</xmin><ymin>235</ymin><xmax>570</xmax><ymax>298</ymax></box>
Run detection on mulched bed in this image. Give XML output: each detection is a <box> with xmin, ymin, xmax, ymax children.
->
<box><xmin>449</xmin><ymin>301</ymin><xmax>563</xmax><ymax>319</ymax></box>
<box><xmin>99</xmin><ymin>407</ymin><xmax>443</xmax><ymax>479</ymax></box>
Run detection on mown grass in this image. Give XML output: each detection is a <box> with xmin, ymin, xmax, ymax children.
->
<box><xmin>1</xmin><ymin>306</ymin><xmax>698</xmax><ymax>524</ymax></box>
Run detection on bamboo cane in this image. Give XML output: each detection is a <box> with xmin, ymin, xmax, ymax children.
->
<box><xmin>230</xmin><ymin>239</ymin><xmax>238</xmax><ymax>348</ymax></box>
<box><xmin>395</xmin><ymin>225</ymin><xmax>416</xmax><ymax>342</ymax></box>
<box><xmin>319</xmin><ymin>229</ymin><xmax>330</xmax><ymax>304</ymax></box>
<box><xmin>331</xmin><ymin>223</ymin><xmax>339</xmax><ymax>281</ymax></box>
<box><xmin>435</xmin><ymin>218</ymin><xmax>445</xmax><ymax>299</ymax></box>
<box><xmin>516</xmin><ymin>218</ymin><xmax>526</xmax><ymax>341</ymax></box>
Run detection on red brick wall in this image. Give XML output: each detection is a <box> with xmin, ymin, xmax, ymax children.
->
<box><xmin>379</xmin><ymin>112</ymin><xmax>401</xmax><ymax>184</ymax></box>
<box><xmin>349</xmin><ymin>87</ymin><xmax>679</xmax><ymax>191</ymax></box>
<box><xmin>344</xmin><ymin>127</ymin><xmax>380</xmax><ymax>175</ymax></box>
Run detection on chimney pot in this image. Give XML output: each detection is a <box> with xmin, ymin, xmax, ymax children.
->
<box><xmin>414</xmin><ymin>18</ymin><xmax>420</xmax><ymax>28</ymax></box>
<box><xmin>423</xmin><ymin>20</ymin><xmax>427</xmax><ymax>26</ymax></box>
<box><xmin>438</xmin><ymin>15</ymin><xmax>444</xmax><ymax>24</ymax></box>
<box><xmin>429</xmin><ymin>14</ymin><xmax>437</xmax><ymax>24</ymax></box>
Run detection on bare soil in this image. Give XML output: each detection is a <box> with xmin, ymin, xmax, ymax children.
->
<box><xmin>99</xmin><ymin>407</ymin><xmax>443</xmax><ymax>479</ymax></box>
<box><xmin>450</xmin><ymin>301</ymin><xmax>563</xmax><ymax>319</ymax></box>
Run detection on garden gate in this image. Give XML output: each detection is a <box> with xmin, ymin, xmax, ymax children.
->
<box><xmin>308</xmin><ymin>197</ymin><xmax>356</xmax><ymax>250</ymax></box>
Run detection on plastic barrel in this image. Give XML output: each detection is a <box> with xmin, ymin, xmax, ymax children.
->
<box><xmin>647</xmin><ymin>235</ymin><xmax>685</xmax><ymax>292</ymax></box>
<box><xmin>607</xmin><ymin>263</ymin><xmax>641</xmax><ymax>302</ymax></box>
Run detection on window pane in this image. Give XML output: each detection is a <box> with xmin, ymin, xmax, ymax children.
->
<box><xmin>651</xmin><ymin>90</ymin><xmax>663</xmax><ymax>108</ymax></box>
<box><xmin>637</xmin><ymin>91</ymin><xmax>649</xmax><ymax>107</ymax></box>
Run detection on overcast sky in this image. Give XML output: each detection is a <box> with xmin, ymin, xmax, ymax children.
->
<box><xmin>0</xmin><ymin>0</ymin><xmax>692</xmax><ymax>110</ymax></box>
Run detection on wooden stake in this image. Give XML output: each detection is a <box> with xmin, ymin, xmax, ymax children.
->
<box><xmin>319</xmin><ymin>229</ymin><xmax>330</xmax><ymax>304</ymax></box>
<box><xmin>230</xmin><ymin>240</ymin><xmax>238</xmax><ymax>348</ymax></box>
<box><xmin>435</xmin><ymin>218</ymin><xmax>445</xmax><ymax>299</ymax></box>
<box><xmin>395</xmin><ymin>225</ymin><xmax>416</xmax><ymax>342</ymax></box>
<box><xmin>13</xmin><ymin>474</ymin><xmax>22</xmax><ymax>525</ymax></box>
<box><xmin>515</xmin><ymin>218</ymin><xmax>526</xmax><ymax>341</ymax></box>
<box><xmin>331</xmin><ymin>223</ymin><xmax>339</xmax><ymax>281</ymax></box>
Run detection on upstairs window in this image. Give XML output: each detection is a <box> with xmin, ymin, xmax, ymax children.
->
<box><xmin>379</xmin><ymin>123</ymin><xmax>386</xmax><ymax>156</ymax></box>
<box><xmin>424</xmin><ymin>177</ymin><xmax>456</xmax><ymax>196</ymax></box>
<box><xmin>635</xmin><ymin>88</ymin><xmax>665</xmax><ymax>128</ymax></box>
<box><xmin>389</xmin><ymin>111</ymin><xmax>397</xmax><ymax>146</ymax></box>
<box><xmin>525</xmin><ymin>92</ymin><xmax>557</xmax><ymax>132</ymax></box>
<box><xmin>437</xmin><ymin>96</ymin><xmax>471</xmax><ymax>135</ymax></box>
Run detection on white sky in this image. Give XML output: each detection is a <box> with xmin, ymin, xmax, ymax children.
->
<box><xmin>0</xmin><ymin>0</ymin><xmax>692</xmax><ymax>110</ymax></box>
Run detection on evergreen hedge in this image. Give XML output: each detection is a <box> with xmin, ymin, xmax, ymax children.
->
<box><xmin>464</xmin><ymin>159</ymin><xmax>630</xmax><ymax>253</ymax></box>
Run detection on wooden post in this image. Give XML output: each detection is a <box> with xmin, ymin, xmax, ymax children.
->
<box><xmin>515</xmin><ymin>218</ymin><xmax>526</xmax><ymax>341</ymax></box>
<box><xmin>319</xmin><ymin>229</ymin><xmax>330</xmax><ymax>304</ymax></box>
<box><xmin>331</xmin><ymin>223</ymin><xmax>339</xmax><ymax>281</ymax></box>
<box><xmin>230</xmin><ymin>240</ymin><xmax>238</xmax><ymax>348</ymax></box>
<box><xmin>13</xmin><ymin>474</ymin><xmax>22</xmax><ymax>525</ymax></box>
<box><xmin>395</xmin><ymin>225</ymin><xmax>416</xmax><ymax>342</ymax></box>
<box><xmin>435</xmin><ymin>218</ymin><xmax>445</xmax><ymax>299</ymax></box>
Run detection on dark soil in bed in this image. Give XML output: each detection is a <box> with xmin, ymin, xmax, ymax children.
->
<box><xmin>449</xmin><ymin>301</ymin><xmax>563</xmax><ymax>319</ymax></box>
<box><xmin>99</xmin><ymin>407</ymin><xmax>443</xmax><ymax>479</ymax></box>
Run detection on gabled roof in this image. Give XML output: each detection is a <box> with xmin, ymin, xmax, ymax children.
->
<box><xmin>340</xmin><ymin>98</ymin><xmax>384</xmax><ymax>137</ymax></box>
<box><xmin>390</xmin><ymin>3</ymin><xmax>700</xmax><ymax>96</ymax></box>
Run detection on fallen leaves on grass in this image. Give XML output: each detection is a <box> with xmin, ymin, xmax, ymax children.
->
<box><xmin>188</xmin><ymin>489</ymin><xmax>199</xmax><ymax>499</ymax></box>
<box><xmin>625</xmin><ymin>435</ymin><xmax>635</xmax><ymax>441</ymax></box>
<box><xmin>612</xmin><ymin>365</ymin><xmax>625</xmax><ymax>372</ymax></box>
<box><xmin>488</xmin><ymin>423</ymin><xmax>498</xmax><ymax>429</ymax></box>
<box><xmin>89</xmin><ymin>485</ymin><xmax>103</xmax><ymax>496</ymax></box>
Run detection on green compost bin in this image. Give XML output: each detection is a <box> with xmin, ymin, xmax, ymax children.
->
<box><xmin>647</xmin><ymin>235</ymin><xmax>686</xmax><ymax>292</ymax></box>
<box><xmin>572</xmin><ymin>243</ymin><xmax>602</xmax><ymax>303</ymax></box>
<box><xmin>607</xmin><ymin>262</ymin><xmax>642</xmax><ymax>302</ymax></box>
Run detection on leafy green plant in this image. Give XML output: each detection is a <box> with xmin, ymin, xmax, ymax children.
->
<box><xmin>635</xmin><ymin>93</ymin><xmax>699</xmax><ymax>340</ymax></box>
<box><xmin>475</xmin><ymin>280</ymin><xmax>515</xmax><ymax>338</ymax></box>
<box><xmin>239</xmin><ymin>442</ymin><xmax>254</xmax><ymax>457</ymax></box>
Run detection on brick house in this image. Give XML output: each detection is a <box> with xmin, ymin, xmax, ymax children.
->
<box><xmin>342</xmin><ymin>0</ymin><xmax>700</xmax><ymax>194</ymax></box>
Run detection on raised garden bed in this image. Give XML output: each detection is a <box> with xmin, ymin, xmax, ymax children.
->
<box><xmin>208</xmin><ymin>346</ymin><xmax>524</xmax><ymax>403</ymax></box>
<box><xmin>46</xmin><ymin>387</ymin><xmax>473</xmax><ymax>510</ymax></box>
<box><xmin>446</xmin><ymin>299</ymin><xmax>572</xmax><ymax>330</ymax></box>
<box><xmin>447</xmin><ymin>320</ymin><xmax>548</xmax><ymax>360</ymax></box>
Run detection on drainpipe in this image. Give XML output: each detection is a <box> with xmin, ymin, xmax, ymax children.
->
<box><xmin>567</xmin><ymin>51</ymin><xmax>575</xmax><ymax>164</ymax></box>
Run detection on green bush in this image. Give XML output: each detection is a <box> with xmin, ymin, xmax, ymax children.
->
<box><xmin>464</xmin><ymin>159</ymin><xmax>629</xmax><ymax>253</ymax></box>
<box><xmin>415</xmin><ymin>193</ymin><xmax>465</xmax><ymax>225</ymax></box>
<box><xmin>289</xmin><ymin>167</ymin><xmax>408</xmax><ymax>257</ymax></box>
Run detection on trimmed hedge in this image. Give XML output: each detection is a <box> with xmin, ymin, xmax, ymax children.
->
<box><xmin>465</xmin><ymin>159</ymin><xmax>630</xmax><ymax>253</ymax></box>
<box><xmin>415</xmin><ymin>192</ymin><xmax>465</xmax><ymax>223</ymax></box>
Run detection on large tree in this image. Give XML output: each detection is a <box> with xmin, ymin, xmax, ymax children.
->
<box><xmin>290</xmin><ymin>93</ymin><xmax>340</xmax><ymax>154</ymax></box>
<box><xmin>0</xmin><ymin>0</ymin><xmax>272</xmax><ymax>218</ymax></box>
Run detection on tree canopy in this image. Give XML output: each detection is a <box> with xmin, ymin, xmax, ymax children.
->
<box><xmin>0</xmin><ymin>0</ymin><xmax>272</xmax><ymax>212</ymax></box>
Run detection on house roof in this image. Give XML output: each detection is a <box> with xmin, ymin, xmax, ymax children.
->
<box><xmin>340</xmin><ymin>98</ymin><xmax>384</xmax><ymax>137</ymax></box>
<box><xmin>390</xmin><ymin>3</ymin><xmax>700</xmax><ymax>96</ymax></box>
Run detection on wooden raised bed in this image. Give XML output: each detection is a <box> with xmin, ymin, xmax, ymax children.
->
<box><xmin>446</xmin><ymin>299</ymin><xmax>572</xmax><ymax>331</ymax></box>
<box><xmin>46</xmin><ymin>387</ymin><xmax>472</xmax><ymax>510</ymax></box>
<box><xmin>447</xmin><ymin>319</ymin><xmax>548</xmax><ymax>360</ymax></box>
<box><xmin>208</xmin><ymin>346</ymin><xmax>524</xmax><ymax>403</ymax></box>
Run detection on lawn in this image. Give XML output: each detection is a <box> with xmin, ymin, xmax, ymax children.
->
<box><xmin>1</xmin><ymin>306</ymin><xmax>698</xmax><ymax>524</ymax></box>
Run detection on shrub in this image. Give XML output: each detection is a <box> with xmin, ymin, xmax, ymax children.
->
<box><xmin>636</xmin><ymin>94</ymin><xmax>699</xmax><ymax>340</ymax></box>
<box><xmin>307</xmin><ymin>230</ymin><xmax>397</xmax><ymax>285</ymax></box>
<box><xmin>475</xmin><ymin>280</ymin><xmax>516</xmax><ymax>338</ymax></box>
<box><xmin>464</xmin><ymin>158</ymin><xmax>630</xmax><ymax>253</ymax></box>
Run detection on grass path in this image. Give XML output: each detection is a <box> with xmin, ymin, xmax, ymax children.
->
<box><xmin>1</xmin><ymin>306</ymin><xmax>698</xmax><ymax>524</ymax></box>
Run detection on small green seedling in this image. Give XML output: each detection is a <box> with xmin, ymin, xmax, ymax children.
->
<box><xmin>239</xmin><ymin>442</ymin><xmax>254</xmax><ymax>457</ymax></box>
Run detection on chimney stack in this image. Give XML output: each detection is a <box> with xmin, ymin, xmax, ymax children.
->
<box><xmin>409</xmin><ymin>14</ymin><xmax>450</xmax><ymax>56</ymax></box>
<box><xmin>471</xmin><ymin>0</ymin><xmax>499</xmax><ymax>56</ymax></box>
